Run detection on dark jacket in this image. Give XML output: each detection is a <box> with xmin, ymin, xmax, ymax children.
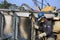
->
<box><xmin>36</xmin><ymin>20</ymin><xmax>55</xmax><ymax>37</ymax></box>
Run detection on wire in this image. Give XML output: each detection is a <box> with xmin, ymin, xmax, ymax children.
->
<box><xmin>37</xmin><ymin>1</ymin><xmax>47</xmax><ymax>6</ymax></box>
<box><xmin>44</xmin><ymin>0</ymin><xmax>50</xmax><ymax>6</ymax></box>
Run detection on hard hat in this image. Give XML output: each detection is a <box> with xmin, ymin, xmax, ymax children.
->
<box><xmin>38</xmin><ymin>12</ymin><xmax>44</xmax><ymax>18</ymax></box>
<box><xmin>38</xmin><ymin>12</ymin><xmax>45</xmax><ymax>21</ymax></box>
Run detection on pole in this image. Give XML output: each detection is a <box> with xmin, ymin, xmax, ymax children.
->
<box><xmin>12</xmin><ymin>11</ymin><xmax>18</xmax><ymax>40</ymax></box>
<box><xmin>41</xmin><ymin>0</ymin><xmax>43</xmax><ymax>9</ymax></box>
<box><xmin>1</xmin><ymin>12</ymin><xmax>4</xmax><ymax>40</ymax></box>
<box><xmin>30</xmin><ymin>13</ymin><xmax>36</xmax><ymax>40</ymax></box>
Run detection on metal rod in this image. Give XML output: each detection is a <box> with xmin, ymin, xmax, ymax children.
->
<box><xmin>12</xmin><ymin>12</ymin><xmax>18</xmax><ymax>40</ymax></box>
<box><xmin>15</xmin><ymin>16</ymin><xmax>19</xmax><ymax>40</ymax></box>
<box><xmin>12</xmin><ymin>12</ymin><xmax>16</xmax><ymax>40</ymax></box>
<box><xmin>30</xmin><ymin>13</ymin><xmax>36</xmax><ymax>40</ymax></box>
<box><xmin>1</xmin><ymin>14</ymin><xmax>4</xmax><ymax>40</ymax></box>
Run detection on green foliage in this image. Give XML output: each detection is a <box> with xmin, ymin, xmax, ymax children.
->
<box><xmin>0</xmin><ymin>0</ymin><xmax>18</xmax><ymax>9</ymax></box>
<box><xmin>0</xmin><ymin>0</ymin><xmax>8</xmax><ymax>8</ymax></box>
<box><xmin>3</xmin><ymin>0</ymin><xmax>8</xmax><ymax>8</ymax></box>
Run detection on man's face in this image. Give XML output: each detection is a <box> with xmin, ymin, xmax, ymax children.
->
<box><xmin>40</xmin><ymin>18</ymin><xmax>46</xmax><ymax>23</ymax></box>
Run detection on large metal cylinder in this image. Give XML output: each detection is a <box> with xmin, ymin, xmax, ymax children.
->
<box><xmin>18</xmin><ymin>17</ymin><xmax>31</xmax><ymax>40</ymax></box>
<box><xmin>4</xmin><ymin>14</ymin><xmax>12</xmax><ymax>34</ymax></box>
<box><xmin>1</xmin><ymin>12</ymin><xmax>31</xmax><ymax>40</ymax></box>
<box><xmin>53</xmin><ymin>21</ymin><xmax>60</xmax><ymax>40</ymax></box>
<box><xmin>0</xmin><ymin>12</ymin><xmax>13</xmax><ymax>39</ymax></box>
<box><xmin>53</xmin><ymin>21</ymin><xmax>60</xmax><ymax>32</ymax></box>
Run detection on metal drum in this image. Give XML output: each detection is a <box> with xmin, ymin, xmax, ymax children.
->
<box><xmin>53</xmin><ymin>21</ymin><xmax>60</xmax><ymax>33</ymax></box>
<box><xmin>53</xmin><ymin>21</ymin><xmax>60</xmax><ymax>40</ymax></box>
<box><xmin>18</xmin><ymin>16</ymin><xmax>31</xmax><ymax>40</ymax></box>
<box><xmin>4</xmin><ymin>14</ymin><xmax>12</xmax><ymax>34</ymax></box>
<box><xmin>2</xmin><ymin>12</ymin><xmax>14</xmax><ymax>40</ymax></box>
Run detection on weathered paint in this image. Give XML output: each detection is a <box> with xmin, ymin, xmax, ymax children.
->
<box><xmin>53</xmin><ymin>21</ymin><xmax>60</xmax><ymax>32</ymax></box>
<box><xmin>18</xmin><ymin>17</ymin><xmax>31</xmax><ymax>40</ymax></box>
<box><xmin>0</xmin><ymin>12</ymin><xmax>60</xmax><ymax>40</ymax></box>
<box><xmin>53</xmin><ymin>21</ymin><xmax>60</xmax><ymax>40</ymax></box>
<box><xmin>4</xmin><ymin>14</ymin><xmax>12</xmax><ymax>34</ymax></box>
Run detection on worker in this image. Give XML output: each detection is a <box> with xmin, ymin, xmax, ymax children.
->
<box><xmin>35</xmin><ymin>12</ymin><xmax>55</xmax><ymax>40</ymax></box>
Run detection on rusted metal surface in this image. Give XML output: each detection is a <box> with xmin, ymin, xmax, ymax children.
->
<box><xmin>0</xmin><ymin>11</ymin><xmax>60</xmax><ymax>40</ymax></box>
<box><xmin>18</xmin><ymin>16</ymin><xmax>31</xmax><ymax>40</ymax></box>
<box><xmin>0</xmin><ymin>13</ymin><xmax>4</xmax><ymax>38</ymax></box>
<box><xmin>4</xmin><ymin>15</ymin><xmax>12</xmax><ymax>34</ymax></box>
<box><xmin>53</xmin><ymin>21</ymin><xmax>60</xmax><ymax>33</ymax></box>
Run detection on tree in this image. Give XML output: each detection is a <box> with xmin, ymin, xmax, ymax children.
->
<box><xmin>0</xmin><ymin>0</ymin><xmax>8</xmax><ymax>8</ymax></box>
<box><xmin>0</xmin><ymin>0</ymin><xmax>18</xmax><ymax>9</ymax></box>
<box><xmin>3</xmin><ymin>0</ymin><xmax>8</xmax><ymax>8</ymax></box>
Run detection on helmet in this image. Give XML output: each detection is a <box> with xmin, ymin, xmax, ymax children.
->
<box><xmin>38</xmin><ymin>12</ymin><xmax>45</xmax><ymax>21</ymax></box>
<box><xmin>38</xmin><ymin>12</ymin><xmax>44</xmax><ymax>18</ymax></box>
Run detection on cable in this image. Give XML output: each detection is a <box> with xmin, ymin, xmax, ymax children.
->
<box><xmin>32</xmin><ymin>0</ymin><xmax>41</xmax><ymax>10</ymax></box>
<box><xmin>37</xmin><ymin>1</ymin><xmax>47</xmax><ymax>6</ymax></box>
<box><xmin>44</xmin><ymin>0</ymin><xmax>50</xmax><ymax>6</ymax></box>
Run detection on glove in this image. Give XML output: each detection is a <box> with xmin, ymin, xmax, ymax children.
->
<box><xmin>34</xmin><ymin>24</ymin><xmax>39</xmax><ymax>29</ymax></box>
<box><xmin>38</xmin><ymin>32</ymin><xmax>46</xmax><ymax>39</ymax></box>
<box><xmin>38</xmin><ymin>34</ymin><xmax>43</xmax><ymax>39</ymax></box>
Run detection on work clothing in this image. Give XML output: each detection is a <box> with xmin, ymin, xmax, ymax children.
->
<box><xmin>35</xmin><ymin>20</ymin><xmax>55</xmax><ymax>40</ymax></box>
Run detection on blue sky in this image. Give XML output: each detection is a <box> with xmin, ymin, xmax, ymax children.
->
<box><xmin>0</xmin><ymin>0</ymin><xmax>60</xmax><ymax>9</ymax></box>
